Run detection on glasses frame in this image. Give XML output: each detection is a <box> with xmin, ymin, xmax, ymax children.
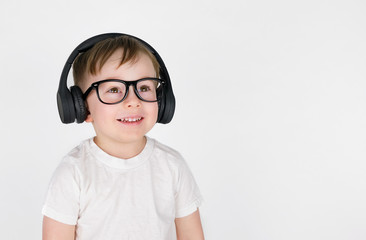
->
<box><xmin>83</xmin><ymin>78</ymin><xmax>165</xmax><ymax>105</ymax></box>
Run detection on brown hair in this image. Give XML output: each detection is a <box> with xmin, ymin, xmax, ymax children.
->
<box><xmin>72</xmin><ymin>35</ymin><xmax>160</xmax><ymax>89</ymax></box>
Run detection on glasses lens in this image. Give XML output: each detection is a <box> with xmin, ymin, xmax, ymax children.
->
<box><xmin>136</xmin><ymin>79</ymin><xmax>161</xmax><ymax>101</ymax></box>
<box><xmin>98</xmin><ymin>81</ymin><xmax>126</xmax><ymax>104</ymax></box>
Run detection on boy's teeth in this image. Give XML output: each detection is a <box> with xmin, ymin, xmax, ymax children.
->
<box><xmin>120</xmin><ymin>117</ymin><xmax>142</xmax><ymax>122</ymax></box>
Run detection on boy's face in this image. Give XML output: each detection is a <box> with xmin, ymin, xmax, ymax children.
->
<box><xmin>83</xmin><ymin>49</ymin><xmax>159</xmax><ymax>147</ymax></box>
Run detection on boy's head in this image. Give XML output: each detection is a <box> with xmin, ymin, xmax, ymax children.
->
<box><xmin>71</xmin><ymin>36</ymin><xmax>164</xmax><ymax>146</ymax></box>
<box><xmin>72</xmin><ymin>35</ymin><xmax>160</xmax><ymax>92</ymax></box>
<box><xmin>57</xmin><ymin>33</ymin><xmax>175</xmax><ymax>126</ymax></box>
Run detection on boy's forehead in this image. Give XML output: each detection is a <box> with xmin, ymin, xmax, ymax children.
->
<box><xmin>106</xmin><ymin>49</ymin><xmax>149</xmax><ymax>68</ymax></box>
<box><xmin>107</xmin><ymin>48</ymin><xmax>129</xmax><ymax>63</ymax></box>
<box><xmin>84</xmin><ymin>50</ymin><xmax>155</xmax><ymax>84</ymax></box>
<box><xmin>108</xmin><ymin>50</ymin><xmax>153</xmax><ymax>70</ymax></box>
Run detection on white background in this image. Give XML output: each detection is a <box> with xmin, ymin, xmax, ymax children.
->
<box><xmin>1</xmin><ymin>0</ymin><xmax>365</xmax><ymax>239</ymax></box>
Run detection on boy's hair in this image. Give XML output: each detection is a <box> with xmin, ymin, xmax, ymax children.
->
<box><xmin>72</xmin><ymin>35</ymin><xmax>160</xmax><ymax>89</ymax></box>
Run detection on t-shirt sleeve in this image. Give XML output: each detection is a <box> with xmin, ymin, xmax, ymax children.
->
<box><xmin>174</xmin><ymin>157</ymin><xmax>204</xmax><ymax>218</ymax></box>
<box><xmin>42</xmin><ymin>158</ymin><xmax>81</xmax><ymax>225</ymax></box>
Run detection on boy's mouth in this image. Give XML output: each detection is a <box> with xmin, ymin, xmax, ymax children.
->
<box><xmin>117</xmin><ymin>117</ymin><xmax>144</xmax><ymax>123</ymax></box>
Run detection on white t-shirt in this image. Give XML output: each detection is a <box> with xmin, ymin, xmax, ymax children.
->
<box><xmin>42</xmin><ymin>136</ymin><xmax>203</xmax><ymax>240</ymax></box>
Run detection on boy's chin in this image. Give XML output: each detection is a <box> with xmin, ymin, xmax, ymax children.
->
<box><xmin>92</xmin><ymin>126</ymin><xmax>151</xmax><ymax>145</ymax></box>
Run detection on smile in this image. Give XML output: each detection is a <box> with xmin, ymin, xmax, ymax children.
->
<box><xmin>117</xmin><ymin>117</ymin><xmax>143</xmax><ymax>123</ymax></box>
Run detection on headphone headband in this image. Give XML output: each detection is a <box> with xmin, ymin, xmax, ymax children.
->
<box><xmin>57</xmin><ymin>33</ymin><xmax>175</xmax><ymax>124</ymax></box>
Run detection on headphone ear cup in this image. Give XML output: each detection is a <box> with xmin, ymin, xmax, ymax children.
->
<box><xmin>57</xmin><ymin>89</ymin><xmax>76</xmax><ymax>124</ymax></box>
<box><xmin>162</xmin><ymin>90</ymin><xmax>175</xmax><ymax>123</ymax></box>
<box><xmin>157</xmin><ymin>84</ymin><xmax>175</xmax><ymax>124</ymax></box>
<box><xmin>70</xmin><ymin>86</ymin><xmax>87</xmax><ymax>123</ymax></box>
<box><xmin>156</xmin><ymin>86</ymin><xmax>165</xmax><ymax>123</ymax></box>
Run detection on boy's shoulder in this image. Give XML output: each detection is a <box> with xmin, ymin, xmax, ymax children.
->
<box><xmin>67</xmin><ymin>138</ymin><xmax>92</xmax><ymax>157</ymax></box>
<box><xmin>150</xmin><ymin>137</ymin><xmax>182</xmax><ymax>158</ymax></box>
<box><xmin>148</xmin><ymin>137</ymin><xmax>190</xmax><ymax>170</ymax></box>
<box><xmin>58</xmin><ymin>138</ymin><xmax>94</xmax><ymax>166</ymax></box>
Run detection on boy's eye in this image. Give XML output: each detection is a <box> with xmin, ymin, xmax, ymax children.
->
<box><xmin>139</xmin><ymin>85</ymin><xmax>151</xmax><ymax>92</ymax></box>
<box><xmin>107</xmin><ymin>87</ymin><xmax>121</xmax><ymax>93</ymax></box>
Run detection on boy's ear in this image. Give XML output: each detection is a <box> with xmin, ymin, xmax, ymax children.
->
<box><xmin>85</xmin><ymin>113</ymin><xmax>93</xmax><ymax>123</ymax></box>
<box><xmin>84</xmin><ymin>102</ymin><xmax>93</xmax><ymax>123</ymax></box>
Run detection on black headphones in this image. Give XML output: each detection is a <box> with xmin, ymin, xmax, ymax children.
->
<box><xmin>57</xmin><ymin>33</ymin><xmax>175</xmax><ymax>124</ymax></box>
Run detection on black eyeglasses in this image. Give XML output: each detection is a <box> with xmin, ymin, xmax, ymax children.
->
<box><xmin>83</xmin><ymin>78</ymin><xmax>164</xmax><ymax>104</ymax></box>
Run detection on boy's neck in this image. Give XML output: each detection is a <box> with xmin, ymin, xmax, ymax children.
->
<box><xmin>93</xmin><ymin>136</ymin><xmax>147</xmax><ymax>159</ymax></box>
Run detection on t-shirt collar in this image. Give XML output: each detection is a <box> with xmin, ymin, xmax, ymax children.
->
<box><xmin>87</xmin><ymin>136</ymin><xmax>154</xmax><ymax>170</ymax></box>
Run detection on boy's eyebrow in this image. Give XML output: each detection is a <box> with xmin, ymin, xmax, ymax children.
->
<box><xmin>100</xmin><ymin>76</ymin><xmax>159</xmax><ymax>80</ymax></box>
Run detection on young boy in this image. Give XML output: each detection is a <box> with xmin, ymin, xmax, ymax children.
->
<box><xmin>42</xmin><ymin>34</ymin><xmax>204</xmax><ymax>240</ymax></box>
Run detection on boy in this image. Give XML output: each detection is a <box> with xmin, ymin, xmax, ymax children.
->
<box><xmin>42</xmin><ymin>34</ymin><xmax>204</xmax><ymax>240</ymax></box>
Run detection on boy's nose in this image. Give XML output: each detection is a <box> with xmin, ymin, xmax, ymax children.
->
<box><xmin>123</xmin><ymin>86</ymin><xmax>141</xmax><ymax>108</ymax></box>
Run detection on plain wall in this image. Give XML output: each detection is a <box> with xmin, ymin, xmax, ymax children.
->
<box><xmin>0</xmin><ymin>0</ymin><xmax>365</xmax><ymax>239</ymax></box>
